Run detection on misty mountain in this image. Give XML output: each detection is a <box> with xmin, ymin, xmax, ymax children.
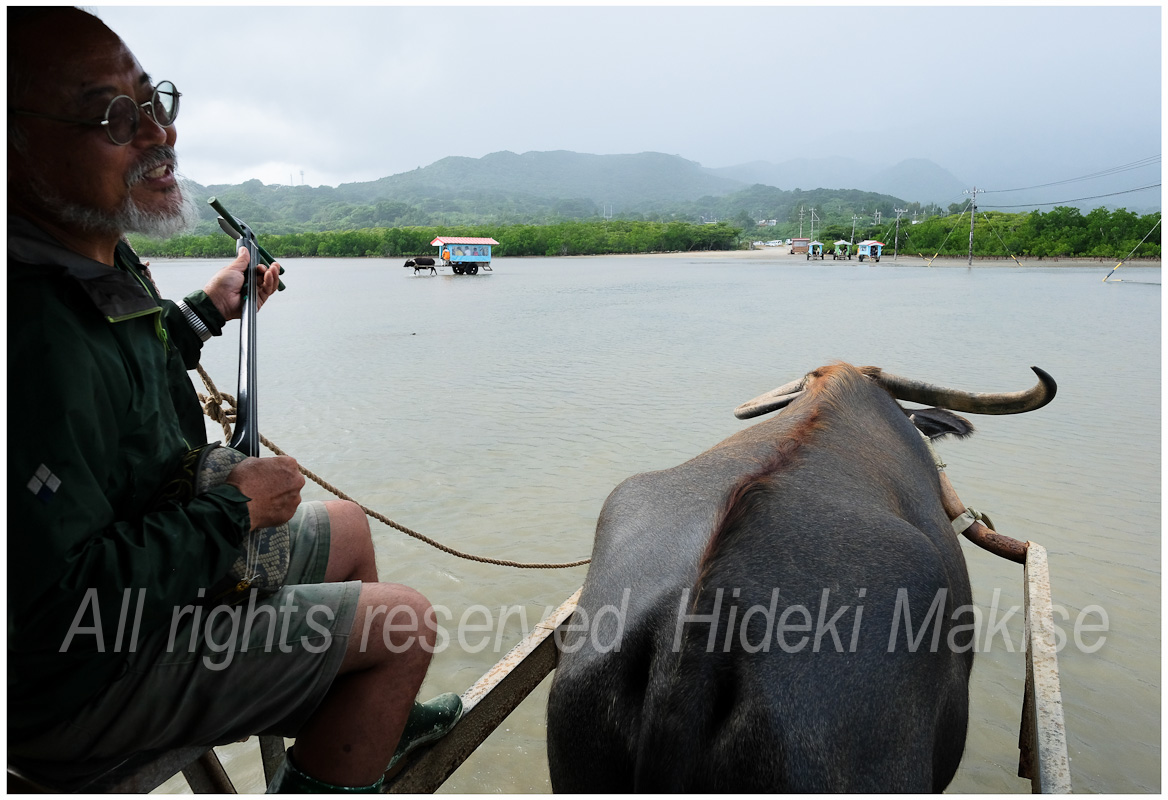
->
<box><xmin>866</xmin><ymin>160</ymin><xmax>970</xmax><ymax>207</ymax></box>
<box><xmin>338</xmin><ymin>150</ymin><xmax>955</xmax><ymax>208</ymax></box>
<box><xmin>710</xmin><ymin>157</ymin><xmax>867</xmax><ymax>193</ymax></box>
<box><xmin>190</xmin><ymin>150</ymin><xmax>941</xmax><ymax>235</ymax></box>
<box><xmin>708</xmin><ymin>157</ymin><xmax>968</xmax><ymax>206</ymax></box>
<box><xmin>334</xmin><ymin>150</ymin><xmax>748</xmax><ymax>207</ymax></box>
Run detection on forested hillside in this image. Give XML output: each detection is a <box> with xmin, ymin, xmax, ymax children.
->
<box><xmin>133</xmin><ymin>150</ymin><xmax>1158</xmax><ymax>261</ymax></box>
<box><xmin>174</xmin><ymin>150</ymin><xmax>1157</xmax><ymax>251</ymax></box>
<box><xmin>332</xmin><ymin>150</ymin><xmax>744</xmax><ymax>206</ymax></box>
<box><xmin>180</xmin><ymin>151</ymin><xmax>921</xmax><ymax>237</ymax></box>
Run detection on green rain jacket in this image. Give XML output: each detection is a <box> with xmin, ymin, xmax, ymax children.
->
<box><xmin>8</xmin><ymin>216</ymin><xmax>253</xmax><ymax>737</ymax></box>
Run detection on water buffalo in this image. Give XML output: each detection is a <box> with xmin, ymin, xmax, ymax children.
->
<box><xmin>546</xmin><ymin>363</ymin><xmax>1056</xmax><ymax>792</ymax></box>
<box><xmin>404</xmin><ymin>257</ymin><xmax>437</xmax><ymax>275</ymax></box>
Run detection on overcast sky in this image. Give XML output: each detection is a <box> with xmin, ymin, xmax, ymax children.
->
<box><xmin>94</xmin><ymin>4</ymin><xmax>1161</xmax><ymax>199</ymax></box>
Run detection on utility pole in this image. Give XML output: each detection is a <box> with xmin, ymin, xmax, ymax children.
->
<box><xmin>809</xmin><ymin>208</ymin><xmax>819</xmax><ymax>242</ymax></box>
<box><xmin>798</xmin><ymin>206</ymin><xmax>805</xmax><ymax>237</ymax></box>
<box><xmin>850</xmin><ymin>214</ymin><xmax>860</xmax><ymax>244</ymax></box>
<box><xmin>893</xmin><ymin>208</ymin><xmax>907</xmax><ymax>260</ymax></box>
<box><xmin>963</xmin><ymin>186</ymin><xmax>984</xmax><ymax>265</ymax></box>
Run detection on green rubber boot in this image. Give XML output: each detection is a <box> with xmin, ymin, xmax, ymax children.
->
<box><xmin>264</xmin><ymin>748</ymin><xmax>383</xmax><ymax>793</ymax></box>
<box><xmin>265</xmin><ymin>694</ymin><xmax>463</xmax><ymax>791</ymax></box>
<box><xmin>387</xmin><ymin>693</ymin><xmax>464</xmax><ymax>770</ymax></box>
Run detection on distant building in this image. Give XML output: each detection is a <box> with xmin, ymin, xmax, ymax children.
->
<box><xmin>790</xmin><ymin>237</ymin><xmax>811</xmax><ymax>254</ymax></box>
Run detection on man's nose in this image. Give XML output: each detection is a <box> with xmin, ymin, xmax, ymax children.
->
<box><xmin>134</xmin><ymin>107</ymin><xmax>172</xmax><ymax>147</ymax></box>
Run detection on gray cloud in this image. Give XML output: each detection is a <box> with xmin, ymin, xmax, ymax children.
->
<box><xmin>94</xmin><ymin>5</ymin><xmax>1161</xmax><ymax>195</ymax></box>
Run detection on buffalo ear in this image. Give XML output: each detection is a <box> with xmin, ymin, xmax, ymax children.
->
<box><xmin>909</xmin><ymin>408</ymin><xmax>974</xmax><ymax>440</ymax></box>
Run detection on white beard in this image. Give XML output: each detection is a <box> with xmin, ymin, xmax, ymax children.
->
<box><xmin>22</xmin><ymin>146</ymin><xmax>201</xmax><ymax>239</ymax></box>
<box><xmin>117</xmin><ymin>176</ymin><xmax>201</xmax><ymax>239</ymax></box>
<box><xmin>31</xmin><ymin>176</ymin><xmax>200</xmax><ymax>240</ymax></box>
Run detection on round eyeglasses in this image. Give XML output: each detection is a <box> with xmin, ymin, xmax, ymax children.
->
<box><xmin>8</xmin><ymin>80</ymin><xmax>180</xmax><ymax>146</ymax></box>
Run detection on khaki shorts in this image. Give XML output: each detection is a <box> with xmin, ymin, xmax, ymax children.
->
<box><xmin>10</xmin><ymin>501</ymin><xmax>361</xmax><ymax>785</ymax></box>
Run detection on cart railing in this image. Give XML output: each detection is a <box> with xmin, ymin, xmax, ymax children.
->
<box><xmin>1018</xmin><ymin>542</ymin><xmax>1073</xmax><ymax>792</ymax></box>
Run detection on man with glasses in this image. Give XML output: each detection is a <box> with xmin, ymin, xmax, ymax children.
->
<box><xmin>8</xmin><ymin>7</ymin><xmax>460</xmax><ymax>793</ymax></box>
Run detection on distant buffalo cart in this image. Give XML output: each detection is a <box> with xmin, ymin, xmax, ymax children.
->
<box><xmin>432</xmin><ymin>236</ymin><xmax>499</xmax><ymax>275</ymax></box>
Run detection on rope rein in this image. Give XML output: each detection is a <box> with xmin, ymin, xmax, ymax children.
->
<box><xmin>195</xmin><ymin>364</ymin><xmax>590</xmax><ymax>570</ymax></box>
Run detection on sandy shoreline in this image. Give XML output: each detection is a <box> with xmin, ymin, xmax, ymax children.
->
<box><xmin>626</xmin><ymin>247</ymin><xmax>1161</xmax><ymax>269</ymax></box>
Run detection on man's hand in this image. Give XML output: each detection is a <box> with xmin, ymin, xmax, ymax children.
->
<box><xmin>225</xmin><ymin>456</ymin><xmax>305</xmax><ymax>530</ymax></box>
<box><xmin>204</xmin><ymin>247</ymin><xmax>281</xmax><ymax>322</ymax></box>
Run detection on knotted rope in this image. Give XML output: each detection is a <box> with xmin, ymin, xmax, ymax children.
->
<box><xmin>196</xmin><ymin>364</ymin><xmax>590</xmax><ymax>570</ymax></box>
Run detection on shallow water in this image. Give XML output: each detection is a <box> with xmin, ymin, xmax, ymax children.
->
<box><xmin>149</xmin><ymin>253</ymin><xmax>1160</xmax><ymax>793</ymax></box>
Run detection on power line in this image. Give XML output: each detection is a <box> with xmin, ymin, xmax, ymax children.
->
<box><xmin>983</xmin><ymin>155</ymin><xmax>1160</xmax><ymax>194</ymax></box>
<box><xmin>981</xmin><ymin>183</ymin><xmax>1161</xmax><ymax>209</ymax></box>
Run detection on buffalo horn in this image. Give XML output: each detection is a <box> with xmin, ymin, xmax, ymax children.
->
<box><xmin>870</xmin><ymin>366</ymin><xmax>1057</xmax><ymax>414</ymax></box>
<box><xmin>733</xmin><ymin>377</ymin><xmax>807</xmax><ymax>420</ymax></box>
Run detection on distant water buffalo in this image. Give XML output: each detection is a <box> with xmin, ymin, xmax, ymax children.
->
<box><xmin>403</xmin><ymin>257</ymin><xmax>436</xmax><ymax>275</ymax></box>
<box><xmin>546</xmin><ymin>362</ymin><xmax>1056</xmax><ymax>792</ymax></box>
